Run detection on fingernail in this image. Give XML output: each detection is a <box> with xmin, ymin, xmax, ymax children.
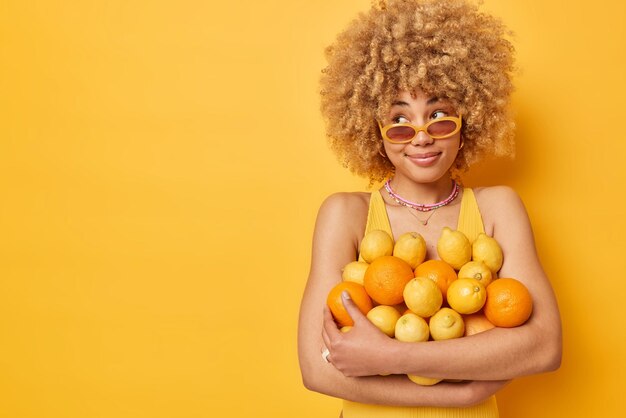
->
<box><xmin>341</xmin><ymin>290</ymin><xmax>351</xmax><ymax>300</ymax></box>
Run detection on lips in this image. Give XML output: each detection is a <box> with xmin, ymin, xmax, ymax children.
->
<box><xmin>404</xmin><ymin>151</ymin><xmax>442</xmax><ymax>167</ymax></box>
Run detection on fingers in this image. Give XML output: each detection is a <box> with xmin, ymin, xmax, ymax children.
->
<box><xmin>322</xmin><ymin>324</ymin><xmax>332</xmax><ymax>349</ymax></box>
<box><xmin>340</xmin><ymin>290</ymin><xmax>366</xmax><ymax>324</ymax></box>
<box><xmin>322</xmin><ymin>306</ymin><xmax>339</xmax><ymax>364</ymax></box>
<box><xmin>323</xmin><ymin>305</ymin><xmax>342</xmax><ymax>340</ymax></box>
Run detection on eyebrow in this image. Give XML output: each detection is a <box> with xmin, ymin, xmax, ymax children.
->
<box><xmin>391</xmin><ymin>97</ymin><xmax>441</xmax><ymax>107</ymax></box>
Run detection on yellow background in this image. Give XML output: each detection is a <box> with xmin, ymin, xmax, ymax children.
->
<box><xmin>1</xmin><ymin>0</ymin><xmax>624</xmax><ymax>417</ymax></box>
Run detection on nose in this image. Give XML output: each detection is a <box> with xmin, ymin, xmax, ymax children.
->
<box><xmin>410</xmin><ymin>130</ymin><xmax>434</xmax><ymax>146</ymax></box>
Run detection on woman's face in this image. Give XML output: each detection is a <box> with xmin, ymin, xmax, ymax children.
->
<box><xmin>381</xmin><ymin>89</ymin><xmax>462</xmax><ymax>184</ymax></box>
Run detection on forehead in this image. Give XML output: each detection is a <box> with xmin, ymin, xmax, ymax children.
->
<box><xmin>391</xmin><ymin>89</ymin><xmax>451</xmax><ymax>107</ymax></box>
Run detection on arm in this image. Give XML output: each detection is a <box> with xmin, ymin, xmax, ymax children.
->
<box><xmin>323</xmin><ymin>187</ymin><xmax>562</xmax><ymax>381</ymax></box>
<box><xmin>297</xmin><ymin>193</ymin><xmax>507</xmax><ymax>406</ymax></box>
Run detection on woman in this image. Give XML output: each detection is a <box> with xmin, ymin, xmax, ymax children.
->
<box><xmin>298</xmin><ymin>1</ymin><xmax>562</xmax><ymax>417</ymax></box>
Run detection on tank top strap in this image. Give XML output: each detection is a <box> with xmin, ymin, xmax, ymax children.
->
<box><xmin>358</xmin><ymin>190</ymin><xmax>393</xmax><ymax>262</ymax></box>
<box><xmin>364</xmin><ymin>190</ymin><xmax>394</xmax><ymax>236</ymax></box>
<box><xmin>457</xmin><ymin>187</ymin><xmax>485</xmax><ymax>243</ymax></box>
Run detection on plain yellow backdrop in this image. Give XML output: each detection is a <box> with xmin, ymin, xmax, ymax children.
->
<box><xmin>1</xmin><ymin>0</ymin><xmax>625</xmax><ymax>417</ymax></box>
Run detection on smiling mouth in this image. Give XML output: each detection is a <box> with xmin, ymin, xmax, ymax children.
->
<box><xmin>404</xmin><ymin>152</ymin><xmax>442</xmax><ymax>167</ymax></box>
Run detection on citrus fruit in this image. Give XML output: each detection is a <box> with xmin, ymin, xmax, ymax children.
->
<box><xmin>363</xmin><ymin>256</ymin><xmax>414</xmax><ymax>305</ymax></box>
<box><xmin>360</xmin><ymin>230</ymin><xmax>394</xmax><ymax>263</ymax></box>
<box><xmin>366</xmin><ymin>305</ymin><xmax>402</xmax><ymax>337</ymax></box>
<box><xmin>458</xmin><ymin>260</ymin><xmax>493</xmax><ymax>287</ymax></box>
<box><xmin>341</xmin><ymin>261</ymin><xmax>369</xmax><ymax>285</ymax></box>
<box><xmin>392</xmin><ymin>302</ymin><xmax>409</xmax><ymax>315</ymax></box>
<box><xmin>395</xmin><ymin>313</ymin><xmax>430</xmax><ymax>342</ymax></box>
<box><xmin>436</xmin><ymin>227</ymin><xmax>471</xmax><ymax>270</ymax></box>
<box><xmin>447</xmin><ymin>278</ymin><xmax>487</xmax><ymax>314</ymax></box>
<box><xmin>327</xmin><ymin>281</ymin><xmax>373</xmax><ymax>327</ymax></box>
<box><xmin>429</xmin><ymin>307</ymin><xmax>465</xmax><ymax>340</ymax></box>
<box><xmin>414</xmin><ymin>259</ymin><xmax>457</xmax><ymax>303</ymax></box>
<box><xmin>407</xmin><ymin>375</ymin><xmax>442</xmax><ymax>386</ymax></box>
<box><xmin>393</xmin><ymin>232</ymin><xmax>427</xmax><ymax>269</ymax></box>
<box><xmin>484</xmin><ymin>278</ymin><xmax>533</xmax><ymax>327</ymax></box>
<box><xmin>403</xmin><ymin>277</ymin><xmax>443</xmax><ymax>318</ymax></box>
<box><xmin>472</xmin><ymin>233</ymin><xmax>504</xmax><ymax>274</ymax></box>
<box><xmin>463</xmin><ymin>312</ymin><xmax>495</xmax><ymax>336</ymax></box>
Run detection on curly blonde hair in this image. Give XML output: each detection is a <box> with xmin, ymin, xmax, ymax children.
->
<box><xmin>320</xmin><ymin>0</ymin><xmax>516</xmax><ymax>182</ymax></box>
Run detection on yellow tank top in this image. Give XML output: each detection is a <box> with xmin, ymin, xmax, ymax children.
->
<box><xmin>345</xmin><ymin>188</ymin><xmax>498</xmax><ymax>418</ymax></box>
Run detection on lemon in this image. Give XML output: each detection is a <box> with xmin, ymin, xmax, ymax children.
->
<box><xmin>472</xmin><ymin>233</ymin><xmax>503</xmax><ymax>274</ymax></box>
<box><xmin>341</xmin><ymin>261</ymin><xmax>369</xmax><ymax>285</ymax></box>
<box><xmin>429</xmin><ymin>307</ymin><xmax>465</xmax><ymax>340</ymax></box>
<box><xmin>437</xmin><ymin>227</ymin><xmax>471</xmax><ymax>270</ymax></box>
<box><xmin>447</xmin><ymin>278</ymin><xmax>487</xmax><ymax>314</ymax></box>
<box><xmin>457</xmin><ymin>260</ymin><xmax>493</xmax><ymax>287</ymax></box>
<box><xmin>360</xmin><ymin>230</ymin><xmax>394</xmax><ymax>263</ymax></box>
<box><xmin>403</xmin><ymin>277</ymin><xmax>443</xmax><ymax>318</ymax></box>
<box><xmin>394</xmin><ymin>313</ymin><xmax>430</xmax><ymax>343</ymax></box>
<box><xmin>366</xmin><ymin>305</ymin><xmax>401</xmax><ymax>337</ymax></box>
<box><xmin>393</xmin><ymin>232</ymin><xmax>427</xmax><ymax>269</ymax></box>
<box><xmin>407</xmin><ymin>375</ymin><xmax>442</xmax><ymax>386</ymax></box>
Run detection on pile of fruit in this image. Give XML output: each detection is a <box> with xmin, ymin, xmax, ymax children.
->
<box><xmin>327</xmin><ymin>228</ymin><xmax>533</xmax><ymax>385</ymax></box>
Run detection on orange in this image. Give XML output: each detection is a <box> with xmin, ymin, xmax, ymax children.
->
<box><xmin>483</xmin><ymin>278</ymin><xmax>533</xmax><ymax>327</ymax></box>
<box><xmin>363</xmin><ymin>256</ymin><xmax>414</xmax><ymax>305</ymax></box>
<box><xmin>414</xmin><ymin>260</ymin><xmax>457</xmax><ymax>303</ymax></box>
<box><xmin>463</xmin><ymin>312</ymin><xmax>496</xmax><ymax>336</ymax></box>
<box><xmin>327</xmin><ymin>281</ymin><xmax>373</xmax><ymax>327</ymax></box>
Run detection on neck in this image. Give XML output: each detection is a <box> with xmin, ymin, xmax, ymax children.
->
<box><xmin>388</xmin><ymin>174</ymin><xmax>456</xmax><ymax>205</ymax></box>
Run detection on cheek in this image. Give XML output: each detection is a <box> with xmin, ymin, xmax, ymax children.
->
<box><xmin>383</xmin><ymin>142</ymin><xmax>405</xmax><ymax>162</ymax></box>
<box><xmin>383</xmin><ymin>141</ymin><xmax>404</xmax><ymax>153</ymax></box>
<box><xmin>443</xmin><ymin>135</ymin><xmax>462</xmax><ymax>154</ymax></box>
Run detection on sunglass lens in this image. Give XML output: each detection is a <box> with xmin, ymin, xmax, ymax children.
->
<box><xmin>386</xmin><ymin>126</ymin><xmax>416</xmax><ymax>141</ymax></box>
<box><xmin>427</xmin><ymin>120</ymin><xmax>458</xmax><ymax>137</ymax></box>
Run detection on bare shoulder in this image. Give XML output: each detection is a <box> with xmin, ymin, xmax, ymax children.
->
<box><xmin>472</xmin><ymin>186</ymin><xmax>529</xmax><ymax>233</ymax></box>
<box><xmin>311</xmin><ymin>191</ymin><xmax>371</xmax><ymax>270</ymax></box>
<box><xmin>473</xmin><ymin>185</ymin><xmax>522</xmax><ymax>204</ymax></box>
<box><xmin>317</xmin><ymin>191</ymin><xmax>369</xmax><ymax>223</ymax></box>
<box><xmin>473</xmin><ymin>185</ymin><xmax>526</xmax><ymax>214</ymax></box>
<box><xmin>315</xmin><ymin>191</ymin><xmax>369</xmax><ymax>238</ymax></box>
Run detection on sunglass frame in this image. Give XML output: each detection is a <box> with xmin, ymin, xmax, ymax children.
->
<box><xmin>378</xmin><ymin>115</ymin><xmax>463</xmax><ymax>144</ymax></box>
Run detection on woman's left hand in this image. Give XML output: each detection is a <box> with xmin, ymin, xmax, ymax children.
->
<box><xmin>322</xmin><ymin>291</ymin><xmax>398</xmax><ymax>377</ymax></box>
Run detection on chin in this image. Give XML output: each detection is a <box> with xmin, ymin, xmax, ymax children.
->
<box><xmin>393</xmin><ymin>162</ymin><xmax>454</xmax><ymax>184</ymax></box>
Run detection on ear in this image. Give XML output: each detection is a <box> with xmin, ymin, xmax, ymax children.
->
<box><xmin>378</xmin><ymin>143</ymin><xmax>388</xmax><ymax>159</ymax></box>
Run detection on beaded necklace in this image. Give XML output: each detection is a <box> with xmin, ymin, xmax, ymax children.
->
<box><xmin>384</xmin><ymin>178</ymin><xmax>460</xmax><ymax>212</ymax></box>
